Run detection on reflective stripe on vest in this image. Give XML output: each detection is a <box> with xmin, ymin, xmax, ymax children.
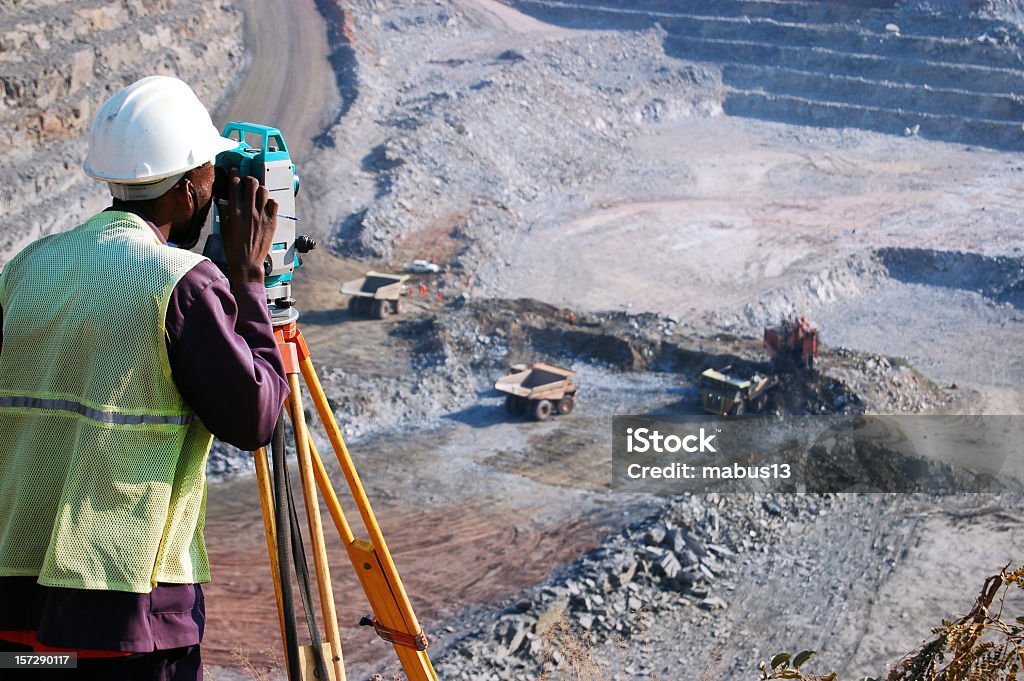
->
<box><xmin>0</xmin><ymin>396</ymin><xmax>194</xmax><ymax>426</ymax></box>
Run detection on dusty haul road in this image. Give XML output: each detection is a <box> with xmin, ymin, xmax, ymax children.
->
<box><xmin>212</xmin><ymin>0</ymin><xmax>339</xmax><ymax>158</ymax></box>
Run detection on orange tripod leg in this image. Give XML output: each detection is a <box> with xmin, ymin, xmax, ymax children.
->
<box><xmin>267</xmin><ymin>322</ymin><xmax>437</xmax><ymax>681</ymax></box>
<box><xmin>290</xmin><ymin>325</ymin><xmax>437</xmax><ymax>679</ymax></box>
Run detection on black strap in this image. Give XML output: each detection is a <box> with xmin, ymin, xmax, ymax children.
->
<box><xmin>282</xmin><ymin>436</ymin><xmax>330</xmax><ymax>680</ymax></box>
<box><xmin>271</xmin><ymin>411</ymin><xmax>301</xmax><ymax>681</ymax></box>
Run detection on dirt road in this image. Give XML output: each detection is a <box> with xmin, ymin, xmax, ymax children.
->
<box><xmin>213</xmin><ymin>0</ymin><xmax>339</xmax><ymax>159</ymax></box>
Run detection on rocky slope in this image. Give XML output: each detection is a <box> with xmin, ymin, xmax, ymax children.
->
<box><xmin>0</xmin><ymin>0</ymin><xmax>244</xmax><ymax>260</ymax></box>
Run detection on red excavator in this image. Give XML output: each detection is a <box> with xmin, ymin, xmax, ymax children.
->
<box><xmin>764</xmin><ymin>316</ymin><xmax>819</xmax><ymax>370</ymax></box>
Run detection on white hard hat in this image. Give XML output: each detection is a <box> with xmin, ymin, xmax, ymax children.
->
<box><xmin>83</xmin><ymin>76</ymin><xmax>239</xmax><ymax>201</ymax></box>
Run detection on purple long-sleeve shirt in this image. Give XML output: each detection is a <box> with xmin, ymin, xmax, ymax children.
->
<box><xmin>0</xmin><ymin>215</ymin><xmax>290</xmax><ymax>652</ymax></box>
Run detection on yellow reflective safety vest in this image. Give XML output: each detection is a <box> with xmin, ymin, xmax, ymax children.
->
<box><xmin>0</xmin><ymin>211</ymin><xmax>215</xmax><ymax>593</ymax></box>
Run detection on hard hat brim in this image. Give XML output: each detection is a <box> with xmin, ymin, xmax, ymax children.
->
<box><xmin>84</xmin><ymin>133</ymin><xmax>240</xmax><ymax>185</ymax></box>
<box><xmin>208</xmin><ymin>133</ymin><xmax>243</xmax><ymax>162</ymax></box>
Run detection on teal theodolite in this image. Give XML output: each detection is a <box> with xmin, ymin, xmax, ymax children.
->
<box><xmin>203</xmin><ymin>122</ymin><xmax>315</xmax><ymax>324</ymax></box>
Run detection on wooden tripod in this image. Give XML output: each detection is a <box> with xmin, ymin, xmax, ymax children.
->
<box><xmin>252</xmin><ymin>321</ymin><xmax>438</xmax><ymax>681</ymax></box>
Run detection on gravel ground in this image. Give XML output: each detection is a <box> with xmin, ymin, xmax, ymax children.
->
<box><xmin>205</xmin><ymin>0</ymin><xmax>1024</xmax><ymax>673</ymax></box>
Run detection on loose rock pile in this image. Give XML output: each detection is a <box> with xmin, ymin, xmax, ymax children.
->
<box><xmin>436</xmin><ymin>492</ymin><xmax>833</xmax><ymax>680</ymax></box>
<box><xmin>822</xmin><ymin>349</ymin><xmax>951</xmax><ymax>414</ymax></box>
<box><xmin>711</xmin><ymin>252</ymin><xmax>890</xmax><ymax>335</ymax></box>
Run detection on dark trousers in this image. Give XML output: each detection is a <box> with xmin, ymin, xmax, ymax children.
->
<box><xmin>1</xmin><ymin>641</ymin><xmax>202</xmax><ymax>681</ymax></box>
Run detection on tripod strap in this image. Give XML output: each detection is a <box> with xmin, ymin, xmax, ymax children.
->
<box><xmin>358</xmin><ymin>615</ymin><xmax>429</xmax><ymax>651</ymax></box>
<box><xmin>282</xmin><ymin>444</ymin><xmax>330</xmax><ymax>681</ymax></box>
<box><xmin>271</xmin><ymin>412</ymin><xmax>302</xmax><ymax>681</ymax></box>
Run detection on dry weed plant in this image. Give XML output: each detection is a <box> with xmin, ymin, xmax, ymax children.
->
<box><xmin>367</xmin><ymin>664</ymin><xmax>407</xmax><ymax>680</ymax></box>
<box><xmin>232</xmin><ymin>647</ymin><xmax>282</xmax><ymax>681</ymax></box>
<box><xmin>536</xmin><ymin>613</ymin><xmax>605</xmax><ymax>680</ymax></box>
<box><xmin>887</xmin><ymin>563</ymin><xmax>1024</xmax><ymax>681</ymax></box>
<box><xmin>535</xmin><ymin>605</ymin><xmax>666</xmax><ymax>680</ymax></box>
<box><xmin>757</xmin><ymin>564</ymin><xmax>1024</xmax><ymax>681</ymax></box>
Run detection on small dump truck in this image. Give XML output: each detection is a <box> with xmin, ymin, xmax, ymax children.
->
<box><xmin>699</xmin><ymin>366</ymin><xmax>778</xmax><ymax>416</ymax></box>
<box><xmin>341</xmin><ymin>271</ymin><xmax>409</xmax><ymax>319</ymax></box>
<box><xmin>495</xmin><ymin>362</ymin><xmax>579</xmax><ymax>421</ymax></box>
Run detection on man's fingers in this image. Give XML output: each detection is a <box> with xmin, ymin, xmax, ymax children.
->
<box><xmin>255</xmin><ymin>185</ymin><xmax>270</xmax><ymax>217</ymax></box>
<box><xmin>228</xmin><ymin>169</ymin><xmax>242</xmax><ymax>219</ymax></box>
<box><xmin>243</xmin><ymin>176</ymin><xmax>259</xmax><ymax>216</ymax></box>
<box><xmin>225</xmin><ymin>172</ymin><xmax>275</xmax><ymax>244</ymax></box>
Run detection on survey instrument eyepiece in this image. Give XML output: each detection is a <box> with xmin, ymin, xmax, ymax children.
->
<box><xmin>202</xmin><ymin>122</ymin><xmax>304</xmax><ymax>323</ymax></box>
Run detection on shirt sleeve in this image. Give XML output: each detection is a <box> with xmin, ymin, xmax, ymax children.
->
<box><xmin>166</xmin><ymin>261</ymin><xmax>289</xmax><ymax>450</ymax></box>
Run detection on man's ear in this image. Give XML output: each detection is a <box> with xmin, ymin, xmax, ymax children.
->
<box><xmin>171</xmin><ymin>177</ymin><xmax>194</xmax><ymax>210</ymax></box>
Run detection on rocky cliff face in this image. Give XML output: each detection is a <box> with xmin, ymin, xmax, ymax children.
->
<box><xmin>0</xmin><ymin>0</ymin><xmax>245</xmax><ymax>263</ymax></box>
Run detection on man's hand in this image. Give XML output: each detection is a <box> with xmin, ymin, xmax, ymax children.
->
<box><xmin>220</xmin><ymin>168</ymin><xmax>279</xmax><ymax>285</ymax></box>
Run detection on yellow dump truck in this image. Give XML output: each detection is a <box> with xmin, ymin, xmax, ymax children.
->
<box><xmin>341</xmin><ymin>271</ymin><xmax>409</xmax><ymax>319</ymax></box>
<box><xmin>495</xmin><ymin>362</ymin><xmax>579</xmax><ymax>421</ymax></box>
<box><xmin>699</xmin><ymin>366</ymin><xmax>778</xmax><ymax>416</ymax></box>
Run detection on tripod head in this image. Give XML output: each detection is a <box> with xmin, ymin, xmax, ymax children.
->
<box><xmin>202</xmin><ymin>122</ymin><xmax>316</xmax><ymax>324</ymax></box>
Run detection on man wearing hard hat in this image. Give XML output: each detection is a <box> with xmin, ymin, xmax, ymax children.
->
<box><xmin>0</xmin><ymin>76</ymin><xmax>289</xmax><ymax>679</ymax></box>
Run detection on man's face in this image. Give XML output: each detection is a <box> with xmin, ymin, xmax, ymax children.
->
<box><xmin>169</xmin><ymin>162</ymin><xmax>215</xmax><ymax>250</ymax></box>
